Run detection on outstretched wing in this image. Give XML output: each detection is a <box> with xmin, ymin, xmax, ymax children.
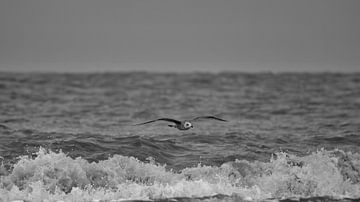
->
<box><xmin>134</xmin><ymin>118</ymin><xmax>181</xmax><ymax>126</ymax></box>
<box><xmin>192</xmin><ymin>116</ymin><xmax>228</xmax><ymax>122</ymax></box>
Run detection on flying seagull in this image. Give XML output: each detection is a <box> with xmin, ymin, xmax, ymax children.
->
<box><xmin>134</xmin><ymin>116</ymin><xmax>228</xmax><ymax>130</ymax></box>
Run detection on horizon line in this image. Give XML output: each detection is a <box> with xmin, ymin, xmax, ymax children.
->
<box><xmin>1</xmin><ymin>69</ymin><xmax>360</xmax><ymax>75</ymax></box>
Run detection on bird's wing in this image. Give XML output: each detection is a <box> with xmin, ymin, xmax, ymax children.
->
<box><xmin>192</xmin><ymin>116</ymin><xmax>228</xmax><ymax>122</ymax></box>
<box><xmin>134</xmin><ymin>118</ymin><xmax>181</xmax><ymax>126</ymax></box>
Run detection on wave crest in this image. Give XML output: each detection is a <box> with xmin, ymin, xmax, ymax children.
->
<box><xmin>1</xmin><ymin>148</ymin><xmax>360</xmax><ymax>201</ymax></box>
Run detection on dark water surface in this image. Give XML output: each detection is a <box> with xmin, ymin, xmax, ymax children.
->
<box><xmin>0</xmin><ymin>72</ymin><xmax>360</xmax><ymax>201</ymax></box>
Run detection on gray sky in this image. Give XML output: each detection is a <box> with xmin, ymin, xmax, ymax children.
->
<box><xmin>0</xmin><ymin>0</ymin><xmax>359</xmax><ymax>72</ymax></box>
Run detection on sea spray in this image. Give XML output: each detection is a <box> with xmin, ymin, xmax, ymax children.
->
<box><xmin>0</xmin><ymin>148</ymin><xmax>360</xmax><ymax>201</ymax></box>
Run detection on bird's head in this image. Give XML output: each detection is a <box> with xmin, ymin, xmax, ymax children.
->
<box><xmin>183</xmin><ymin>121</ymin><xmax>193</xmax><ymax>129</ymax></box>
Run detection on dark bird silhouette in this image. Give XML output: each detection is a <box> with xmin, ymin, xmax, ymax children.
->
<box><xmin>134</xmin><ymin>116</ymin><xmax>227</xmax><ymax>130</ymax></box>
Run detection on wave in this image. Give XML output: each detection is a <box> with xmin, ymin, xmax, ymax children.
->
<box><xmin>1</xmin><ymin>148</ymin><xmax>360</xmax><ymax>201</ymax></box>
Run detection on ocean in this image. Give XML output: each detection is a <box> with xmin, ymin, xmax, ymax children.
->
<box><xmin>0</xmin><ymin>72</ymin><xmax>359</xmax><ymax>202</ymax></box>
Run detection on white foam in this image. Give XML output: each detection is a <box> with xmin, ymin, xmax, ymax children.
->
<box><xmin>1</xmin><ymin>148</ymin><xmax>360</xmax><ymax>201</ymax></box>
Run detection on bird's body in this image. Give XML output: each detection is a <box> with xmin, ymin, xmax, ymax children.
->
<box><xmin>134</xmin><ymin>116</ymin><xmax>227</xmax><ymax>130</ymax></box>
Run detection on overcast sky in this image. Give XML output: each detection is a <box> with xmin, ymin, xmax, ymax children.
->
<box><xmin>0</xmin><ymin>0</ymin><xmax>359</xmax><ymax>72</ymax></box>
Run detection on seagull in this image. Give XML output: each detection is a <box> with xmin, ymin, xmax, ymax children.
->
<box><xmin>134</xmin><ymin>116</ymin><xmax>228</xmax><ymax>130</ymax></box>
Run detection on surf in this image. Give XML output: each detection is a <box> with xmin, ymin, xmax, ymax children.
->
<box><xmin>1</xmin><ymin>147</ymin><xmax>360</xmax><ymax>201</ymax></box>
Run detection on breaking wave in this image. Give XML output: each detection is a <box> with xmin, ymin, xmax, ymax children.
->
<box><xmin>1</xmin><ymin>148</ymin><xmax>360</xmax><ymax>201</ymax></box>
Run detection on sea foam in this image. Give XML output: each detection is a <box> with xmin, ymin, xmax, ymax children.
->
<box><xmin>1</xmin><ymin>148</ymin><xmax>360</xmax><ymax>201</ymax></box>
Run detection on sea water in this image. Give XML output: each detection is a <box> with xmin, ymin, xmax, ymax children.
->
<box><xmin>0</xmin><ymin>72</ymin><xmax>359</xmax><ymax>202</ymax></box>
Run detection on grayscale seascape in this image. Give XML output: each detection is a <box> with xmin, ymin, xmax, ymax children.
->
<box><xmin>1</xmin><ymin>72</ymin><xmax>360</xmax><ymax>201</ymax></box>
<box><xmin>1</xmin><ymin>0</ymin><xmax>360</xmax><ymax>201</ymax></box>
